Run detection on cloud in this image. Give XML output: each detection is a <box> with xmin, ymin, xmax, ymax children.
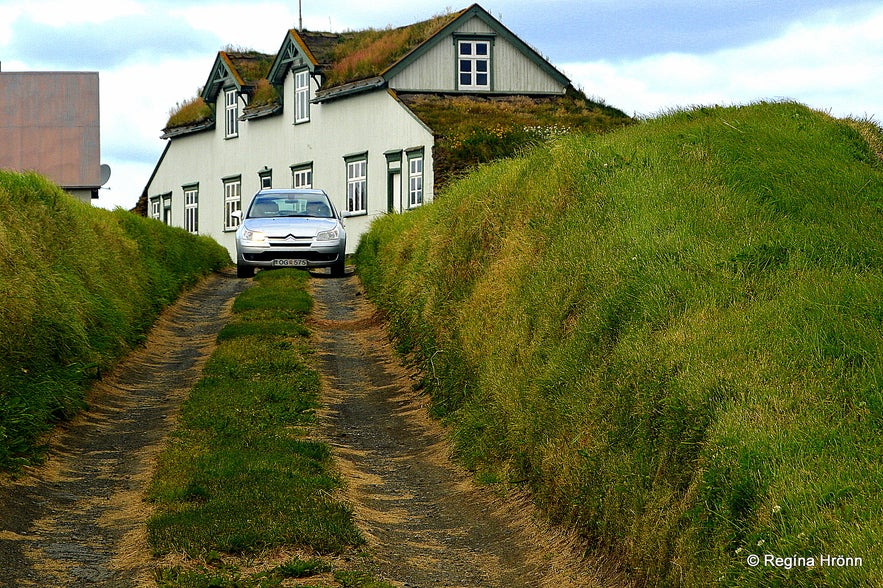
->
<box><xmin>563</xmin><ymin>4</ymin><xmax>883</xmax><ymax>119</ymax></box>
<box><xmin>496</xmin><ymin>0</ymin><xmax>854</xmax><ymax>62</ymax></box>
<box><xmin>96</xmin><ymin>54</ymin><xmax>218</xmax><ymax>209</ymax></box>
<box><xmin>7</xmin><ymin>13</ymin><xmax>221</xmax><ymax>69</ymax></box>
<box><xmin>18</xmin><ymin>0</ymin><xmax>145</xmax><ymax>26</ymax></box>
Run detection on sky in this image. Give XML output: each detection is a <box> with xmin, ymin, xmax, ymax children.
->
<box><xmin>1</xmin><ymin>0</ymin><xmax>881</xmax><ymax>211</ymax></box>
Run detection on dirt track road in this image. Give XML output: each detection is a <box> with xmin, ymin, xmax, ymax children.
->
<box><xmin>0</xmin><ymin>271</ymin><xmax>247</xmax><ymax>587</ymax></box>
<box><xmin>0</xmin><ymin>269</ymin><xmax>613</xmax><ymax>587</ymax></box>
<box><xmin>311</xmin><ymin>274</ymin><xmax>607</xmax><ymax>588</ymax></box>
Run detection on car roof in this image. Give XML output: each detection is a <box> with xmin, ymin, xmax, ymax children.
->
<box><xmin>255</xmin><ymin>189</ymin><xmax>327</xmax><ymax>197</ymax></box>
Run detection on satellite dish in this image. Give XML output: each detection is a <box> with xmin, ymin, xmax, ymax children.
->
<box><xmin>99</xmin><ymin>164</ymin><xmax>112</xmax><ymax>186</ymax></box>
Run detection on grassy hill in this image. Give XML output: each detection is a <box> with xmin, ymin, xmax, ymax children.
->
<box><xmin>0</xmin><ymin>172</ymin><xmax>229</xmax><ymax>471</ymax></box>
<box><xmin>354</xmin><ymin>101</ymin><xmax>883</xmax><ymax>587</ymax></box>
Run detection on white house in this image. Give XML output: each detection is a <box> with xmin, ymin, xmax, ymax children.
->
<box><xmin>142</xmin><ymin>4</ymin><xmax>605</xmax><ymax>259</ymax></box>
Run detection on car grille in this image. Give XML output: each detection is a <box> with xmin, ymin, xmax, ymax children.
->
<box><xmin>268</xmin><ymin>235</ymin><xmax>312</xmax><ymax>247</ymax></box>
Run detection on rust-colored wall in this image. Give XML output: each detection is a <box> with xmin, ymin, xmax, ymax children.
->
<box><xmin>0</xmin><ymin>72</ymin><xmax>100</xmax><ymax>188</ymax></box>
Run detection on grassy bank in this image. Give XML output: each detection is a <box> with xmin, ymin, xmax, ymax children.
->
<box><xmin>355</xmin><ymin>102</ymin><xmax>883</xmax><ymax>587</ymax></box>
<box><xmin>147</xmin><ymin>269</ymin><xmax>388</xmax><ymax>588</ymax></box>
<box><xmin>0</xmin><ymin>172</ymin><xmax>229</xmax><ymax>471</ymax></box>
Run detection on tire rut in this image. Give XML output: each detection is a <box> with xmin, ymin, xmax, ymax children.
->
<box><xmin>310</xmin><ymin>273</ymin><xmax>607</xmax><ymax>588</ymax></box>
<box><xmin>0</xmin><ymin>270</ymin><xmax>248</xmax><ymax>587</ymax></box>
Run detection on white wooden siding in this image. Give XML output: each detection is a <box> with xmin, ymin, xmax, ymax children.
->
<box><xmin>389</xmin><ymin>15</ymin><xmax>565</xmax><ymax>94</ymax></box>
<box><xmin>147</xmin><ymin>72</ymin><xmax>434</xmax><ymax>258</ymax></box>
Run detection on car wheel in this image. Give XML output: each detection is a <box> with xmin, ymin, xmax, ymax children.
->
<box><xmin>331</xmin><ymin>257</ymin><xmax>346</xmax><ymax>277</ymax></box>
<box><xmin>236</xmin><ymin>264</ymin><xmax>255</xmax><ymax>279</ymax></box>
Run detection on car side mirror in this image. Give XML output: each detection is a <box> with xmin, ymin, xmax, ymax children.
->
<box><xmin>231</xmin><ymin>210</ymin><xmax>243</xmax><ymax>220</ymax></box>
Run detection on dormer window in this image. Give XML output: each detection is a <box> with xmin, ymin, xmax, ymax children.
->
<box><xmin>225</xmin><ymin>89</ymin><xmax>239</xmax><ymax>138</ymax></box>
<box><xmin>458</xmin><ymin>39</ymin><xmax>491</xmax><ymax>91</ymax></box>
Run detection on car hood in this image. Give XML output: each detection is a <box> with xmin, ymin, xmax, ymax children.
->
<box><xmin>242</xmin><ymin>217</ymin><xmax>341</xmax><ymax>238</ymax></box>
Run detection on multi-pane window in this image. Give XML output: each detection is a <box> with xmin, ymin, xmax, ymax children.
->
<box><xmin>408</xmin><ymin>155</ymin><xmax>423</xmax><ymax>208</ymax></box>
<box><xmin>184</xmin><ymin>186</ymin><xmax>199</xmax><ymax>234</ymax></box>
<box><xmin>161</xmin><ymin>194</ymin><xmax>172</xmax><ymax>225</ymax></box>
<box><xmin>225</xmin><ymin>89</ymin><xmax>239</xmax><ymax>138</ymax></box>
<box><xmin>292</xmin><ymin>165</ymin><xmax>313</xmax><ymax>188</ymax></box>
<box><xmin>224</xmin><ymin>178</ymin><xmax>241</xmax><ymax>230</ymax></box>
<box><xmin>458</xmin><ymin>40</ymin><xmax>490</xmax><ymax>90</ymax></box>
<box><xmin>295</xmin><ymin>70</ymin><xmax>310</xmax><ymax>123</ymax></box>
<box><xmin>150</xmin><ymin>196</ymin><xmax>161</xmax><ymax>220</ymax></box>
<box><xmin>346</xmin><ymin>158</ymin><xmax>367</xmax><ymax>214</ymax></box>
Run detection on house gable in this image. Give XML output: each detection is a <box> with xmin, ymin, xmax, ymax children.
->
<box><xmin>202</xmin><ymin>51</ymin><xmax>275</xmax><ymax>103</ymax></box>
<box><xmin>202</xmin><ymin>53</ymin><xmax>241</xmax><ymax>103</ymax></box>
<box><xmin>162</xmin><ymin>50</ymin><xmax>278</xmax><ymax>138</ymax></box>
<box><xmin>383</xmin><ymin>4</ymin><xmax>570</xmax><ymax>93</ymax></box>
<box><xmin>267</xmin><ymin>31</ymin><xmax>318</xmax><ymax>88</ymax></box>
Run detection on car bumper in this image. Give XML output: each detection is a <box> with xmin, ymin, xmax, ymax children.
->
<box><xmin>236</xmin><ymin>241</ymin><xmax>346</xmax><ymax>268</ymax></box>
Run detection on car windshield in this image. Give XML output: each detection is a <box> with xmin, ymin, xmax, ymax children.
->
<box><xmin>247</xmin><ymin>195</ymin><xmax>333</xmax><ymax>219</ymax></box>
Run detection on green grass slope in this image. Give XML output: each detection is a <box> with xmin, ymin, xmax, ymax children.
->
<box><xmin>355</xmin><ymin>102</ymin><xmax>883</xmax><ymax>587</ymax></box>
<box><xmin>0</xmin><ymin>172</ymin><xmax>230</xmax><ymax>471</ymax></box>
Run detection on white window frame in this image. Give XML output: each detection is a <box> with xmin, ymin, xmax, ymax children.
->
<box><xmin>184</xmin><ymin>186</ymin><xmax>199</xmax><ymax>234</ymax></box>
<box><xmin>295</xmin><ymin>70</ymin><xmax>310</xmax><ymax>123</ymax></box>
<box><xmin>225</xmin><ymin>89</ymin><xmax>239</xmax><ymax>138</ymax></box>
<box><xmin>259</xmin><ymin>170</ymin><xmax>272</xmax><ymax>190</ymax></box>
<box><xmin>408</xmin><ymin>154</ymin><xmax>424</xmax><ymax>208</ymax></box>
<box><xmin>224</xmin><ymin>178</ymin><xmax>241</xmax><ymax>231</ymax></box>
<box><xmin>346</xmin><ymin>157</ymin><xmax>367</xmax><ymax>215</ymax></box>
<box><xmin>292</xmin><ymin>165</ymin><xmax>313</xmax><ymax>189</ymax></box>
<box><xmin>161</xmin><ymin>194</ymin><xmax>172</xmax><ymax>225</ymax></box>
<box><xmin>458</xmin><ymin>39</ymin><xmax>491</xmax><ymax>91</ymax></box>
<box><xmin>149</xmin><ymin>196</ymin><xmax>161</xmax><ymax>221</ymax></box>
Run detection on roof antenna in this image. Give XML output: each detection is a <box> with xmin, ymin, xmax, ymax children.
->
<box><xmin>298</xmin><ymin>0</ymin><xmax>302</xmax><ymax>30</ymax></box>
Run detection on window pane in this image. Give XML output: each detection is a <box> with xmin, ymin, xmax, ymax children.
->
<box><xmin>295</xmin><ymin>70</ymin><xmax>310</xmax><ymax>123</ymax></box>
<box><xmin>476</xmin><ymin>42</ymin><xmax>489</xmax><ymax>55</ymax></box>
<box><xmin>225</xmin><ymin>89</ymin><xmax>238</xmax><ymax>137</ymax></box>
<box><xmin>476</xmin><ymin>61</ymin><xmax>488</xmax><ymax>73</ymax></box>
<box><xmin>347</xmin><ymin>159</ymin><xmax>367</xmax><ymax>213</ymax></box>
<box><xmin>459</xmin><ymin>42</ymin><xmax>472</xmax><ymax>55</ymax></box>
<box><xmin>477</xmin><ymin>74</ymin><xmax>488</xmax><ymax>86</ymax></box>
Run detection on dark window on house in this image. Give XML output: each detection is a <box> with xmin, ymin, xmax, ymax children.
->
<box><xmin>184</xmin><ymin>185</ymin><xmax>199</xmax><ymax>233</ymax></box>
<box><xmin>224</xmin><ymin>177</ymin><xmax>242</xmax><ymax>230</ymax></box>
<box><xmin>291</xmin><ymin>164</ymin><xmax>313</xmax><ymax>188</ymax></box>
<box><xmin>295</xmin><ymin>70</ymin><xmax>310</xmax><ymax>123</ymax></box>
<box><xmin>259</xmin><ymin>169</ymin><xmax>272</xmax><ymax>189</ymax></box>
<box><xmin>346</xmin><ymin>155</ymin><xmax>367</xmax><ymax>215</ymax></box>
<box><xmin>162</xmin><ymin>194</ymin><xmax>172</xmax><ymax>225</ymax></box>
<box><xmin>225</xmin><ymin>89</ymin><xmax>239</xmax><ymax>138</ymax></box>
<box><xmin>408</xmin><ymin>151</ymin><xmax>424</xmax><ymax>208</ymax></box>
<box><xmin>149</xmin><ymin>196</ymin><xmax>161</xmax><ymax>221</ymax></box>
<box><xmin>458</xmin><ymin>40</ymin><xmax>490</xmax><ymax>90</ymax></box>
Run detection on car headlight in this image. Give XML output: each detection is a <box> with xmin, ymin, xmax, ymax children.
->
<box><xmin>241</xmin><ymin>228</ymin><xmax>267</xmax><ymax>243</ymax></box>
<box><xmin>316</xmin><ymin>226</ymin><xmax>341</xmax><ymax>241</ymax></box>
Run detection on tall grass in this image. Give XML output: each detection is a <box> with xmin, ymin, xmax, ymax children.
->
<box><xmin>0</xmin><ymin>172</ymin><xmax>229</xmax><ymax>470</ymax></box>
<box><xmin>355</xmin><ymin>102</ymin><xmax>883</xmax><ymax>587</ymax></box>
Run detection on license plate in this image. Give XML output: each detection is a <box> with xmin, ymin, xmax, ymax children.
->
<box><xmin>272</xmin><ymin>259</ymin><xmax>308</xmax><ymax>267</ymax></box>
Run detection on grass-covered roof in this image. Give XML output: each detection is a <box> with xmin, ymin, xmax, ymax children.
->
<box><xmin>312</xmin><ymin>10</ymin><xmax>464</xmax><ymax>88</ymax></box>
<box><xmin>398</xmin><ymin>90</ymin><xmax>635</xmax><ymax>188</ymax></box>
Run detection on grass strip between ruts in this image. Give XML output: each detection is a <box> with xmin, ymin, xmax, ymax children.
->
<box><xmin>146</xmin><ymin>269</ymin><xmax>392</xmax><ymax>588</ymax></box>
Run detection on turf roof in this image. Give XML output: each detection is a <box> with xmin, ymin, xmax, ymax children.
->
<box><xmin>313</xmin><ymin>9</ymin><xmax>464</xmax><ymax>88</ymax></box>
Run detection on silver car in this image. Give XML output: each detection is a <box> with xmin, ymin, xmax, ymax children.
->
<box><xmin>234</xmin><ymin>189</ymin><xmax>347</xmax><ymax>278</ymax></box>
